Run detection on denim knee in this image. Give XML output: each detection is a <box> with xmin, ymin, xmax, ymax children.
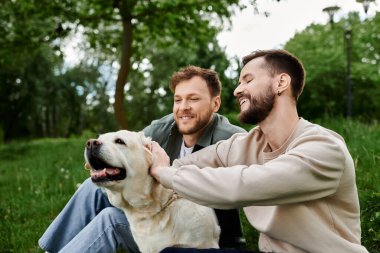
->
<box><xmin>78</xmin><ymin>178</ymin><xmax>99</xmax><ymax>194</ymax></box>
<box><xmin>97</xmin><ymin>207</ymin><xmax>128</xmax><ymax>225</ymax></box>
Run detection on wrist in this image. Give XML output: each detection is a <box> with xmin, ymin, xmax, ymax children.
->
<box><xmin>151</xmin><ymin>165</ymin><xmax>163</xmax><ymax>181</ymax></box>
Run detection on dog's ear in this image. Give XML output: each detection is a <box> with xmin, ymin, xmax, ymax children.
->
<box><xmin>139</xmin><ymin>132</ymin><xmax>152</xmax><ymax>151</ymax></box>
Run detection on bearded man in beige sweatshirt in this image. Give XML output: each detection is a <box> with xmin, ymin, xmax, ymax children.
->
<box><xmin>150</xmin><ymin>49</ymin><xmax>369</xmax><ymax>253</ymax></box>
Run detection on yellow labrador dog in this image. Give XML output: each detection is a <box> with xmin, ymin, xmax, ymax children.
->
<box><xmin>84</xmin><ymin>130</ymin><xmax>220</xmax><ymax>253</ymax></box>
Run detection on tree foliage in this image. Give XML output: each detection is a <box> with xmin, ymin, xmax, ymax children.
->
<box><xmin>53</xmin><ymin>0</ymin><xmax>242</xmax><ymax>129</ymax></box>
<box><xmin>285</xmin><ymin>12</ymin><xmax>380</xmax><ymax>121</ymax></box>
<box><xmin>0</xmin><ymin>0</ymin><xmax>242</xmax><ymax>140</ymax></box>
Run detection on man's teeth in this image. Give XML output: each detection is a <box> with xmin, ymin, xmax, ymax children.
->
<box><xmin>181</xmin><ymin>116</ymin><xmax>192</xmax><ymax>119</ymax></box>
<box><xmin>240</xmin><ymin>99</ymin><xmax>248</xmax><ymax>105</ymax></box>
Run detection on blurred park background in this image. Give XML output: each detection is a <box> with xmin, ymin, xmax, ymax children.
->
<box><xmin>0</xmin><ymin>0</ymin><xmax>379</xmax><ymax>252</ymax></box>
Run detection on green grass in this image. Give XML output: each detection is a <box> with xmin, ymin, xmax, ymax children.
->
<box><xmin>0</xmin><ymin>118</ymin><xmax>379</xmax><ymax>253</ymax></box>
<box><xmin>316</xmin><ymin>118</ymin><xmax>380</xmax><ymax>252</ymax></box>
<box><xmin>0</xmin><ymin>137</ymin><xmax>90</xmax><ymax>253</ymax></box>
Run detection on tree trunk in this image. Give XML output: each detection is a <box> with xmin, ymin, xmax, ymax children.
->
<box><xmin>114</xmin><ymin>18</ymin><xmax>133</xmax><ymax>130</ymax></box>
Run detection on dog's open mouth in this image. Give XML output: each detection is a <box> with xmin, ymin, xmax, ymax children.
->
<box><xmin>87</xmin><ymin>156</ymin><xmax>126</xmax><ymax>183</ymax></box>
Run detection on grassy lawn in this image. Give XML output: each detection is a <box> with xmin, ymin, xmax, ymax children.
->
<box><xmin>0</xmin><ymin>119</ymin><xmax>379</xmax><ymax>252</ymax></box>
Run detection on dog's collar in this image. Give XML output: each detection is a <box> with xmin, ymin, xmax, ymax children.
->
<box><xmin>133</xmin><ymin>191</ymin><xmax>180</xmax><ymax>217</ymax></box>
<box><xmin>161</xmin><ymin>192</ymin><xmax>179</xmax><ymax>210</ymax></box>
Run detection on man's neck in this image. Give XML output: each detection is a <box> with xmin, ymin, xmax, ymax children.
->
<box><xmin>183</xmin><ymin>135</ymin><xmax>197</xmax><ymax>148</ymax></box>
<box><xmin>259</xmin><ymin>103</ymin><xmax>299</xmax><ymax>151</ymax></box>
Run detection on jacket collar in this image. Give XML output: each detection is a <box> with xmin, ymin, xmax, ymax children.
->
<box><xmin>167</xmin><ymin>114</ymin><xmax>217</xmax><ymax>160</ymax></box>
<box><xmin>193</xmin><ymin>114</ymin><xmax>217</xmax><ymax>151</ymax></box>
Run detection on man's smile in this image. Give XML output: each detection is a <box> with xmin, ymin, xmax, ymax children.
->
<box><xmin>239</xmin><ymin>98</ymin><xmax>248</xmax><ymax>106</ymax></box>
<box><xmin>237</xmin><ymin>95</ymin><xmax>251</xmax><ymax>109</ymax></box>
<box><xmin>179</xmin><ymin>115</ymin><xmax>194</xmax><ymax>121</ymax></box>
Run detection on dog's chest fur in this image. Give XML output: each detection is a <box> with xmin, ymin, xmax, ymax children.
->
<box><xmin>127</xmin><ymin>205</ymin><xmax>177</xmax><ymax>253</ymax></box>
<box><xmin>108</xmin><ymin>190</ymin><xmax>220</xmax><ymax>253</ymax></box>
<box><xmin>134</xmin><ymin>199</ymin><xmax>219</xmax><ymax>253</ymax></box>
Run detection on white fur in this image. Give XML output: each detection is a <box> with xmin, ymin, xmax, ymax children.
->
<box><xmin>85</xmin><ymin>130</ymin><xmax>220</xmax><ymax>253</ymax></box>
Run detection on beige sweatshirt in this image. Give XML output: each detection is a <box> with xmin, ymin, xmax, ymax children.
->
<box><xmin>158</xmin><ymin>118</ymin><xmax>368</xmax><ymax>253</ymax></box>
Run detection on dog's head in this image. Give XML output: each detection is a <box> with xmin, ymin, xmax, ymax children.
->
<box><xmin>84</xmin><ymin>130</ymin><xmax>152</xmax><ymax>189</ymax></box>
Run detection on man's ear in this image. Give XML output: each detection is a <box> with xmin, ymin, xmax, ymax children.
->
<box><xmin>276</xmin><ymin>73</ymin><xmax>291</xmax><ymax>94</ymax></box>
<box><xmin>212</xmin><ymin>96</ymin><xmax>221</xmax><ymax>113</ymax></box>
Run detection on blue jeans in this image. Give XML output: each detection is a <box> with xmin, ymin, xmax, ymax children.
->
<box><xmin>38</xmin><ymin>178</ymin><xmax>140</xmax><ymax>253</ymax></box>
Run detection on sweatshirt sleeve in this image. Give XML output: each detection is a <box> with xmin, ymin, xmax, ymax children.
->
<box><xmin>158</xmin><ymin>134</ymin><xmax>239</xmax><ymax>191</ymax></box>
<box><xmin>158</xmin><ymin>132</ymin><xmax>347</xmax><ymax>209</ymax></box>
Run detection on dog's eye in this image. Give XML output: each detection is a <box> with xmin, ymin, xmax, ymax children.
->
<box><xmin>115</xmin><ymin>138</ymin><xmax>126</xmax><ymax>145</ymax></box>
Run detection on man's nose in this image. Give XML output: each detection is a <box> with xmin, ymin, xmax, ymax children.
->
<box><xmin>233</xmin><ymin>84</ymin><xmax>243</xmax><ymax>97</ymax></box>
<box><xmin>179</xmin><ymin>101</ymin><xmax>191</xmax><ymax>110</ymax></box>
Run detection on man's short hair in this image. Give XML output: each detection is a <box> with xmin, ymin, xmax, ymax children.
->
<box><xmin>242</xmin><ymin>49</ymin><xmax>305</xmax><ymax>101</ymax></box>
<box><xmin>169</xmin><ymin>66</ymin><xmax>222</xmax><ymax>97</ymax></box>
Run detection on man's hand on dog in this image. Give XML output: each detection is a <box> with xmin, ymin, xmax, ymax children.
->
<box><xmin>150</xmin><ymin>141</ymin><xmax>170</xmax><ymax>181</ymax></box>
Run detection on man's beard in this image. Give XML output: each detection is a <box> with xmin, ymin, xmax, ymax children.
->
<box><xmin>177</xmin><ymin>110</ymin><xmax>213</xmax><ymax>135</ymax></box>
<box><xmin>237</xmin><ymin>87</ymin><xmax>275</xmax><ymax>125</ymax></box>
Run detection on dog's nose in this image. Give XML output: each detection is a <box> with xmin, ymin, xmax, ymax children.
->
<box><xmin>86</xmin><ymin>139</ymin><xmax>102</xmax><ymax>148</ymax></box>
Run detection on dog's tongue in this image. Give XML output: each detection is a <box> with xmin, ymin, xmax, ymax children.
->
<box><xmin>90</xmin><ymin>168</ymin><xmax>120</xmax><ymax>178</ymax></box>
